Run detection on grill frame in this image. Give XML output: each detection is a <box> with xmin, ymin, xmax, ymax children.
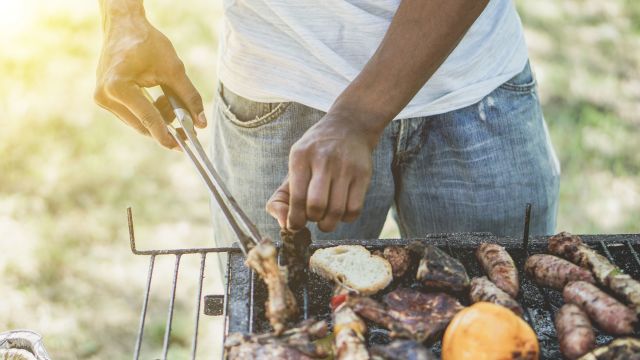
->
<box><xmin>126</xmin><ymin>207</ymin><xmax>640</xmax><ymax>359</ymax></box>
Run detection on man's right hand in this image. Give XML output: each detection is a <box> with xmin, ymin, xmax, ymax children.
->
<box><xmin>94</xmin><ymin>1</ymin><xmax>206</xmax><ymax>149</ymax></box>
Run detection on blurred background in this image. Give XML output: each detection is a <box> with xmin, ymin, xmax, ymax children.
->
<box><xmin>0</xmin><ymin>0</ymin><xmax>638</xmax><ymax>358</ymax></box>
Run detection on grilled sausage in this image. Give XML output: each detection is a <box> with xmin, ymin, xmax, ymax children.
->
<box><xmin>469</xmin><ymin>276</ymin><xmax>523</xmax><ymax>316</ymax></box>
<box><xmin>555</xmin><ymin>304</ymin><xmax>595</xmax><ymax>359</ymax></box>
<box><xmin>476</xmin><ymin>243</ymin><xmax>519</xmax><ymax>297</ymax></box>
<box><xmin>563</xmin><ymin>281</ymin><xmax>636</xmax><ymax>335</ymax></box>
<box><xmin>525</xmin><ymin>254</ymin><xmax>595</xmax><ymax>290</ymax></box>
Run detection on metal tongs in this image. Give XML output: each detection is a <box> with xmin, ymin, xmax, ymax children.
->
<box><xmin>162</xmin><ymin>89</ymin><xmax>261</xmax><ymax>256</ymax></box>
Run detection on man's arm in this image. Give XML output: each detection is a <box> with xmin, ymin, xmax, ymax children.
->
<box><xmin>95</xmin><ymin>0</ymin><xmax>207</xmax><ymax>149</ymax></box>
<box><xmin>267</xmin><ymin>0</ymin><xmax>489</xmax><ymax>232</ymax></box>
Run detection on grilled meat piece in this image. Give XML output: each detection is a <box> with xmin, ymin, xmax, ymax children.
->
<box><xmin>578</xmin><ymin>338</ymin><xmax>640</xmax><ymax>360</ymax></box>
<box><xmin>476</xmin><ymin>243</ymin><xmax>519</xmax><ymax>297</ymax></box>
<box><xmin>525</xmin><ymin>254</ymin><xmax>595</xmax><ymax>290</ymax></box>
<box><xmin>245</xmin><ymin>238</ymin><xmax>298</xmax><ymax>334</ymax></box>
<box><xmin>374</xmin><ymin>246</ymin><xmax>413</xmax><ymax>278</ymax></box>
<box><xmin>333</xmin><ymin>287</ymin><xmax>371</xmax><ymax>360</ymax></box>
<box><xmin>411</xmin><ymin>243</ymin><xmax>469</xmax><ymax>292</ymax></box>
<box><xmin>469</xmin><ymin>276</ymin><xmax>523</xmax><ymax>316</ymax></box>
<box><xmin>225</xmin><ymin>319</ymin><xmax>329</xmax><ymax>360</ymax></box>
<box><xmin>350</xmin><ymin>288</ymin><xmax>464</xmax><ymax>343</ymax></box>
<box><xmin>555</xmin><ymin>304</ymin><xmax>596</xmax><ymax>360</ymax></box>
<box><xmin>549</xmin><ymin>232</ymin><xmax>640</xmax><ymax>315</ymax></box>
<box><xmin>370</xmin><ymin>340</ymin><xmax>435</xmax><ymax>360</ymax></box>
<box><xmin>563</xmin><ymin>281</ymin><xmax>636</xmax><ymax>335</ymax></box>
<box><xmin>280</xmin><ymin>228</ymin><xmax>312</xmax><ymax>286</ymax></box>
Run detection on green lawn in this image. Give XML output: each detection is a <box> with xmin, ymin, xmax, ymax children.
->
<box><xmin>0</xmin><ymin>0</ymin><xmax>638</xmax><ymax>358</ymax></box>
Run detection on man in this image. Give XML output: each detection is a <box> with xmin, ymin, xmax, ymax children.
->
<box><xmin>95</xmin><ymin>0</ymin><xmax>560</xmax><ymax>246</ymax></box>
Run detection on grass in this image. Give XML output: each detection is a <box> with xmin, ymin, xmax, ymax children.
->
<box><xmin>0</xmin><ymin>0</ymin><xmax>638</xmax><ymax>358</ymax></box>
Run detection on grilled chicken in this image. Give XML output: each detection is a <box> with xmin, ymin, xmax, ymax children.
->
<box><xmin>549</xmin><ymin>231</ymin><xmax>640</xmax><ymax>315</ymax></box>
<box><xmin>224</xmin><ymin>319</ymin><xmax>329</xmax><ymax>360</ymax></box>
<box><xmin>410</xmin><ymin>242</ymin><xmax>470</xmax><ymax>292</ymax></box>
<box><xmin>563</xmin><ymin>281</ymin><xmax>636</xmax><ymax>335</ymax></box>
<box><xmin>578</xmin><ymin>338</ymin><xmax>640</xmax><ymax>360</ymax></box>
<box><xmin>349</xmin><ymin>288</ymin><xmax>464</xmax><ymax>343</ymax></box>
<box><xmin>245</xmin><ymin>238</ymin><xmax>298</xmax><ymax>334</ymax></box>
<box><xmin>476</xmin><ymin>243</ymin><xmax>519</xmax><ymax>297</ymax></box>
<box><xmin>469</xmin><ymin>276</ymin><xmax>523</xmax><ymax>316</ymax></box>
<box><xmin>555</xmin><ymin>304</ymin><xmax>595</xmax><ymax>360</ymax></box>
<box><xmin>333</xmin><ymin>287</ymin><xmax>371</xmax><ymax>360</ymax></box>
<box><xmin>374</xmin><ymin>246</ymin><xmax>413</xmax><ymax>278</ymax></box>
<box><xmin>525</xmin><ymin>254</ymin><xmax>595</xmax><ymax>290</ymax></box>
<box><xmin>370</xmin><ymin>340</ymin><xmax>435</xmax><ymax>360</ymax></box>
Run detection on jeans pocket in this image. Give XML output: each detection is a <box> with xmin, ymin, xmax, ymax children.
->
<box><xmin>216</xmin><ymin>83</ymin><xmax>291</xmax><ymax>128</ymax></box>
<box><xmin>498</xmin><ymin>61</ymin><xmax>537</xmax><ymax>93</ymax></box>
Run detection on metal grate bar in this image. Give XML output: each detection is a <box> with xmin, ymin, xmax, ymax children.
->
<box><xmin>598</xmin><ymin>240</ymin><xmax>616</xmax><ymax>262</ymax></box>
<box><xmin>161</xmin><ymin>254</ymin><xmax>182</xmax><ymax>360</ymax></box>
<box><xmin>190</xmin><ymin>253</ymin><xmax>207</xmax><ymax>360</ymax></box>
<box><xmin>133</xmin><ymin>255</ymin><xmax>156</xmax><ymax>360</ymax></box>
<box><xmin>626</xmin><ymin>240</ymin><xmax>640</xmax><ymax>267</ymax></box>
<box><xmin>249</xmin><ymin>270</ymin><xmax>256</xmax><ymax>334</ymax></box>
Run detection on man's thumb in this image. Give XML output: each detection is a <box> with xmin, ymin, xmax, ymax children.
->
<box><xmin>266</xmin><ymin>179</ymin><xmax>290</xmax><ymax>229</ymax></box>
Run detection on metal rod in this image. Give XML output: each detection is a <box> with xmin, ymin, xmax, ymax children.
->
<box><xmin>133</xmin><ymin>255</ymin><xmax>155</xmax><ymax>360</ymax></box>
<box><xmin>190</xmin><ymin>253</ymin><xmax>207</xmax><ymax>360</ymax></box>
<box><xmin>249</xmin><ymin>270</ymin><xmax>255</xmax><ymax>334</ymax></box>
<box><xmin>162</xmin><ymin>254</ymin><xmax>182</xmax><ymax>360</ymax></box>
<box><xmin>522</xmin><ymin>203</ymin><xmax>532</xmax><ymax>251</ymax></box>
<box><xmin>598</xmin><ymin>241</ymin><xmax>616</xmax><ymax>262</ymax></box>
<box><xmin>625</xmin><ymin>240</ymin><xmax>640</xmax><ymax>268</ymax></box>
<box><xmin>302</xmin><ymin>283</ymin><xmax>309</xmax><ymax>321</ymax></box>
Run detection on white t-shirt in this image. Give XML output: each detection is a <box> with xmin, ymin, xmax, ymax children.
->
<box><xmin>217</xmin><ymin>0</ymin><xmax>528</xmax><ymax>119</ymax></box>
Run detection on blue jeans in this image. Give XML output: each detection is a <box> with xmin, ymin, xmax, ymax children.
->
<box><xmin>209</xmin><ymin>62</ymin><xmax>560</xmax><ymax>246</ymax></box>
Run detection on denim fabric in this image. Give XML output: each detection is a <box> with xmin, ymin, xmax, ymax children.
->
<box><xmin>209</xmin><ymin>62</ymin><xmax>560</xmax><ymax>247</ymax></box>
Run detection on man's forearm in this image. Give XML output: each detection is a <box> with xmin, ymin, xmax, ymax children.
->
<box><xmin>99</xmin><ymin>0</ymin><xmax>145</xmax><ymax>30</ymax></box>
<box><xmin>330</xmin><ymin>0</ymin><xmax>489</xmax><ymax>143</ymax></box>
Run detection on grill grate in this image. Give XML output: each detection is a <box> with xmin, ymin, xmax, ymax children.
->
<box><xmin>127</xmin><ymin>206</ymin><xmax>640</xmax><ymax>359</ymax></box>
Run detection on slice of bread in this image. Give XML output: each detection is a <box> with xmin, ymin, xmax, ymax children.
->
<box><xmin>309</xmin><ymin>245</ymin><xmax>393</xmax><ymax>295</ymax></box>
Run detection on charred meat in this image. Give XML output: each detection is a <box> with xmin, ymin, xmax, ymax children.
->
<box><xmin>224</xmin><ymin>319</ymin><xmax>329</xmax><ymax>360</ymax></box>
<box><xmin>469</xmin><ymin>276</ymin><xmax>523</xmax><ymax>316</ymax></box>
<box><xmin>349</xmin><ymin>288</ymin><xmax>464</xmax><ymax>343</ymax></box>
<box><xmin>555</xmin><ymin>304</ymin><xmax>595</xmax><ymax>360</ymax></box>
<box><xmin>280</xmin><ymin>227</ymin><xmax>312</xmax><ymax>286</ymax></box>
<box><xmin>245</xmin><ymin>238</ymin><xmax>298</xmax><ymax>334</ymax></box>
<box><xmin>374</xmin><ymin>246</ymin><xmax>413</xmax><ymax>278</ymax></box>
<box><xmin>525</xmin><ymin>254</ymin><xmax>595</xmax><ymax>290</ymax></box>
<box><xmin>563</xmin><ymin>281</ymin><xmax>636</xmax><ymax>335</ymax></box>
<box><xmin>578</xmin><ymin>338</ymin><xmax>640</xmax><ymax>360</ymax></box>
<box><xmin>476</xmin><ymin>243</ymin><xmax>519</xmax><ymax>297</ymax></box>
<box><xmin>549</xmin><ymin>232</ymin><xmax>640</xmax><ymax>315</ymax></box>
<box><xmin>410</xmin><ymin>243</ymin><xmax>469</xmax><ymax>292</ymax></box>
<box><xmin>370</xmin><ymin>340</ymin><xmax>435</xmax><ymax>360</ymax></box>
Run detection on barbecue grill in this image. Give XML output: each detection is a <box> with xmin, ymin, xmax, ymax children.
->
<box><xmin>126</xmin><ymin>206</ymin><xmax>640</xmax><ymax>360</ymax></box>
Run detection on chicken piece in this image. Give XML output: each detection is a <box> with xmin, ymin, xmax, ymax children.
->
<box><xmin>333</xmin><ymin>288</ymin><xmax>371</xmax><ymax>360</ymax></box>
<box><xmin>563</xmin><ymin>281</ymin><xmax>636</xmax><ymax>335</ymax></box>
<box><xmin>225</xmin><ymin>319</ymin><xmax>329</xmax><ymax>360</ymax></box>
<box><xmin>410</xmin><ymin>242</ymin><xmax>469</xmax><ymax>292</ymax></box>
<box><xmin>469</xmin><ymin>276</ymin><xmax>523</xmax><ymax>316</ymax></box>
<box><xmin>476</xmin><ymin>243</ymin><xmax>519</xmax><ymax>297</ymax></box>
<box><xmin>525</xmin><ymin>254</ymin><xmax>595</xmax><ymax>290</ymax></box>
<box><xmin>549</xmin><ymin>232</ymin><xmax>640</xmax><ymax>315</ymax></box>
<box><xmin>578</xmin><ymin>338</ymin><xmax>640</xmax><ymax>360</ymax></box>
<box><xmin>349</xmin><ymin>288</ymin><xmax>464</xmax><ymax>343</ymax></box>
<box><xmin>370</xmin><ymin>340</ymin><xmax>435</xmax><ymax>360</ymax></box>
<box><xmin>374</xmin><ymin>246</ymin><xmax>413</xmax><ymax>278</ymax></box>
<box><xmin>555</xmin><ymin>304</ymin><xmax>595</xmax><ymax>360</ymax></box>
<box><xmin>245</xmin><ymin>238</ymin><xmax>298</xmax><ymax>334</ymax></box>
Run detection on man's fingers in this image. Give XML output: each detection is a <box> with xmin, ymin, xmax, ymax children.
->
<box><xmin>95</xmin><ymin>95</ymin><xmax>151</xmax><ymax>137</ymax></box>
<box><xmin>115</xmin><ymin>84</ymin><xmax>178</xmax><ymax>149</ymax></box>
<box><xmin>318</xmin><ymin>177</ymin><xmax>349</xmax><ymax>232</ymax></box>
<box><xmin>343</xmin><ymin>176</ymin><xmax>370</xmax><ymax>223</ymax></box>
<box><xmin>287</xmin><ymin>164</ymin><xmax>311</xmax><ymax>231</ymax></box>
<box><xmin>168</xmin><ymin>70</ymin><xmax>207</xmax><ymax>128</ymax></box>
<box><xmin>154</xmin><ymin>95</ymin><xmax>176</xmax><ymax>124</ymax></box>
<box><xmin>266</xmin><ymin>179</ymin><xmax>290</xmax><ymax>229</ymax></box>
<box><xmin>306</xmin><ymin>169</ymin><xmax>331</xmax><ymax>222</ymax></box>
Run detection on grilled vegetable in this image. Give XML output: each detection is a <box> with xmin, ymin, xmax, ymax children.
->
<box><xmin>549</xmin><ymin>232</ymin><xmax>640</xmax><ymax>315</ymax></box>
<box><xmin>349</xmin><ymin>288</ymin><xmax>464</xmax><ymax>343</ymax></box>
<box><xmin>469</xmin><ymin>276</ymin><xmax>523</xmax><ymax>316</ymax></box>
<box><xmin>555</xmin><ymin>304</ymin><xmax>595</xmax><ymax>360</ymax></box>
<box><xmin>410</xmin><ymin>242</ymin><xmax>470</xmax><ymax>292</ymax></box>
<box><xmin>476</xmin><ymin>243</ymin><xmax>519</xmax><ymax>297</ymax></box>
<box><xmin>370</xmin><ymin>340</ymin><xmax>435</xmax><ymax>360</ymax></box>
<box><xmin>525</xmin><ymin>254</ymin><xmax>595</xmax><ymax>290</ymax></box>
<box><xmin>563</xmin><ymin>281</ymin><xmax>636</xmax><ymax>335</ymax></box>
<box><xmin>577</xmin><ymin>337</ymin><xmax>640</xmax><ymax>360</ymax></box>
<box><xmin>442</xmin><ymin>302</ymin><xmax>539</xmax><ymax>360</ymax></box>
